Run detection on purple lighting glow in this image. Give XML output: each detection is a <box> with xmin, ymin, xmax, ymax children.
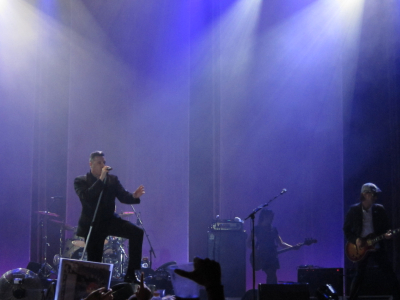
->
<box><xmin>1</xmin><ymin>0</ymin><xmax>399</xmax><ymax>297</ymax></box>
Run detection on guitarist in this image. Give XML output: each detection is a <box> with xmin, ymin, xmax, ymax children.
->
<box><xmin>246</xmin><ymin>208</ymin><xmax>297</xmax><ymax>284</ymax></box>
<box><xmin>343</xmin><ymin>183</ymin><xmax>400</xmax><ymax>300</ymax></box>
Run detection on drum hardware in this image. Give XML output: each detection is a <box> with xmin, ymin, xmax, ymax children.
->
<box><xmin>130</xmin><ymin>205</ymin><xmax>156</xmax><ymax>269</ymax></box>
<box><xmin>141</xmin><ymin>257</ymin><xmax>150</xmax><ymax>269</ymax></box>
<box><xmin>119</xmin><ymin>212</ymin><xmax>135</xmax><ymax>218</ymax></box>
<box><xmin>48</xmin><ymin>219</ymin><xmax>75</xmax><ymax>270</ymax></box>
<box><xmin>145</xmin><ymin>261</ymin><xmax>175</xmax><ymax>293</ymax></box>
<box><xmin>49</xmin><ymin>219</ymin><xmax>75</xmax><ymax>231</ymax></box>
<box><xmin>103</xmin><ymin>236</ymin><xmax>129</xmax><ymax>279</ymax></box>
<box><xmin>36</xmin><ymin>210</ymin><xmax>59</xmax><ymax>278</ymax></box>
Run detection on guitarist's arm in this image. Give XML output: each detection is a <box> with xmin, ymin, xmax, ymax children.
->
<box><xmin>277</xmin><ymin>236</ymin><xmax>296</xmax><ymax>249</ymax></box>
<box><xmin>343</xmin><ymin>206</ymin><xmax>360</xmax><ymax>245</ymax></box>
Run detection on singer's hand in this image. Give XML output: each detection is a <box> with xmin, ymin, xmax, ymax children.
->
<box><xmin>100</xmin><ymin>166</ymin><xmax>112</xmax><ymax>181</ymax></box>
<box><xmin>133</xmin><ymin>185</ymin><xmax>145</xmax><ymax>198</ymax></box>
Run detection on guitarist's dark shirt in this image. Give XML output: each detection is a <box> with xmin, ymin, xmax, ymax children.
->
<box><xmin>254</xmin><ymin>225</ymin><xmax>280</xmax><ymax>270</ymax></box>
<box><xmin>343</xmin><ymin>203</ymin><xmax>390</xmax><ymax>245</ymax></box>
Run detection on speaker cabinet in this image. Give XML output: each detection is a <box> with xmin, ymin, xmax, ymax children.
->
<box><xmin>258</xmin><ymin>283</ymin><xmax>310</xmax><ymax>300</ymax></box>
<box><xmin>208</xmin><ymin>230</ymin><xmax>246</xmax><ymax>298</ymax></box>
<box><xmin>345</xmin><ymin>267</ymin><xmax>394</xmax><ymax>296</ymax></box>
<box><xmin>298</xmin><ymin>268</ymin><xmax>343</xmax><ymax>296</ymax></box>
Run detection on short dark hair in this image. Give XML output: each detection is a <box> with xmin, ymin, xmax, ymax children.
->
<box><xmin>89</xmin><ymin>151</ymin><xmax>104</xmax><ymax>162</ymax></box>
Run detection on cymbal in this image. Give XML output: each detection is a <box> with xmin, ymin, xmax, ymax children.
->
<box><xmin>49</xmin><ymin>219</ymin><xmax>74</xmax><ymax>231</ymax></box>
<box><xmin>37</xmin><ymin>211</ymin><xmax>59</xmax><ymax>218</ymax></box>
<box><xmin>119</xmin><ymin>212</ymin><xmax>134</xmax><ymax>218</ymax></box>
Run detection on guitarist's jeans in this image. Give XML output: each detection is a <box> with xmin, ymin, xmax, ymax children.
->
<box><xmin>349</xmin><ymin>249</ymin><xmax>400</xmax><ymax>300</ymax></box>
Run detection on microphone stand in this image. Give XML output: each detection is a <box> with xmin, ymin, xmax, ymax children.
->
<box><xmin>130</xmin><ymin>205</ymin><xmax>156</xmax><ymax>268</ymax></box>
<box><xmin>81</xmin><ymin>177</ymin><xmax>107</xmax><ymax>260</ymax></box>
<box><xmin>244</xmin><ymin>189</ymin><xmax>287</xmax><ymax>299</ymax></box>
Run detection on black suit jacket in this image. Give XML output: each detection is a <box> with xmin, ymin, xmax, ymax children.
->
<box><xmin>74</xmin><ymin>172</ymin><xmax>140</xmax><ymax>237</ymax></box>
<box><xmin>343</xmin><ymin>202</ymin><xmax>390</xmax><ymax>245</ymax></box>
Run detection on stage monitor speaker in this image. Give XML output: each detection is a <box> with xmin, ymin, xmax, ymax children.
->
<box><xmin>258</xmin><ymin>283</ymin><xmax>310</xmax><ymax>300</ymax></box>
<box><xmin>208</xmin><ymin>230</ymin><xmax>246</xmax><ymax>298</ymax></box>
<box><xmin>298</xmin><ymin>268</ymin><xmax>343</xmax><ymax>296</ymax></box>
<box><xmin>345</xmin><ymin>267</ymin><xmax>394</xmax><ymax>296</ymax></box>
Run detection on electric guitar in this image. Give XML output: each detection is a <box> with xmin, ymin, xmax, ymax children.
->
<box><xmin>345</xmin><ymin>228</ymin><xmax>400</xmax><ymax>262</ymax></box>
<box><xmin>250</xmin><ymin>238</ymin><xmax>317</xmax><ymax>271</ymax></box>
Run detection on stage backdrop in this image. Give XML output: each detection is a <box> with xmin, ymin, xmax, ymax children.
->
<box><xmin>1</xmin><ymin>0</ymin><xmax>399</xmax><ymax>291</ymax></box>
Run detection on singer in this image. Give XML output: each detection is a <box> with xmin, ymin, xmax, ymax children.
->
<box><xmin>74</xmin><ymin>151</ymin><xmax>145</xmax><ymax>284</ymax></box>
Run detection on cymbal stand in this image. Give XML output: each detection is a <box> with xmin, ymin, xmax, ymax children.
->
<box><xmin>58</xmin><ymin>226</ymin><xmax>63</xmax><ymax>257</ymax></box>
<box><xmin>118</xmin><ymin>243</ymin><xmax>129</xmax><ymax>276</ymax></box>
<box><xmin>38</xmin><ymin>216</ymin><xmax>56</xmax><ymax>277</ymax></box>
<box><xmin>49</xmin><ymin>196</ymin><xmax>64</xmax><ymax>258</ymax></box>
<box><xmin>130</xmin><ymin>205</ymin><xmax>156</xmax><ymax>268</ymax></box>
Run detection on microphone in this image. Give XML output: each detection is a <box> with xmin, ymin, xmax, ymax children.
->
<box><xmin>281</xmin><ymin>188</ymin><xmax>287</xmax><ymax>194</ymax></box>
<box><xmin>103</xmin><ymin>167</ymin><xmax>112</xmax><ymax>183</ymax></box>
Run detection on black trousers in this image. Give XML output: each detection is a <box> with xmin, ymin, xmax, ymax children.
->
<box><xmin>349</xmin><ymin>249</ymin><xmax>400</xmax><ymax>300</ymax></box>
<box><xmin>85</xmin><ymin>217</ymin><xmax>144</xmax><ymax>277</ymax></box>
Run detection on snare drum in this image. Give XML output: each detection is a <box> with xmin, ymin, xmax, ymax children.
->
<box><xmin>62</xmin><ymin>238</ymin><xmax>82</xmax><ymax>258</ymax></box>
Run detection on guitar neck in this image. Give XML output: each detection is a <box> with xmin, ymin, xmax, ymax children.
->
<box><xmin>369</xmin><ymin>228</ymin><xmax>400</xmax><ymax>244</ymax></box>
<box><xmin>278</xmin><ymin>244</ymin><xmax>302</xmax><ymax>255</ymax></box>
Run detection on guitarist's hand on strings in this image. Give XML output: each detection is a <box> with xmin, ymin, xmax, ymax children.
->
<box><xmin>385</xmin><ymin>230</ymin><xmax>393</xmax><ymax>239</ymax></box>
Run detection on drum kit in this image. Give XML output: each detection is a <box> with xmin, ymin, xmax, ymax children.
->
<box><xmin>37</xmin><ymin>208</ymin><xmax>174</xmax><ymax>291</ymax></box>
<box><xmin>38</xmin><ymin>210</ymin><xmax>135</xmax><ymax>280</ymax></box>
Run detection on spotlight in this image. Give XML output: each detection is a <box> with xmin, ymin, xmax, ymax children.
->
<box><xmin>316</xmin><ymin>283</ymin><xmax>338</xmax><ymax>300</ymax></box>
<box><xmin>0</xmin><ymin>268</ymin><xmax>42</xmax><ymax>300</ymax></box>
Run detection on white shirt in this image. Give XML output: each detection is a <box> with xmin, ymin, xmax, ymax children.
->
<box><xmin>361</xmin><ymin>207</ymin><xmax>374</xmax><ymax>238</ymax></box>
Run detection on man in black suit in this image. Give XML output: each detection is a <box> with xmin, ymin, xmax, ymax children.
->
<box><xmin>343</xmin><ymin>183</ymin><xmax>399</xmax><ymax>300</ymax></box>
<box><xmin>74</xmin><ymin>151</ymin><xmax>145</xmax><ymax>283</ymax></box>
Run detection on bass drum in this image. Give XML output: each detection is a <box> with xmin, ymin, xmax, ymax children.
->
<box><xmin>103</xmin><ymin>246</ymin><xmax>121</xmax><ymax>264</ymax></box>
<box><xmin>103</xmin><ymin>245</ymin><xmax>127</xmax><ymax>280</ymax></box>
<box><xmin>103</xmin><ymin>245</ymin><xmax>128</xmax><ymax>279</ymax></box>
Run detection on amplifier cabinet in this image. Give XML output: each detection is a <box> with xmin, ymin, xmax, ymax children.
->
<box><xmin>207</xmin><ymin>231</ymin><xmax>246</xmax><ymax>298</ymax></box>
